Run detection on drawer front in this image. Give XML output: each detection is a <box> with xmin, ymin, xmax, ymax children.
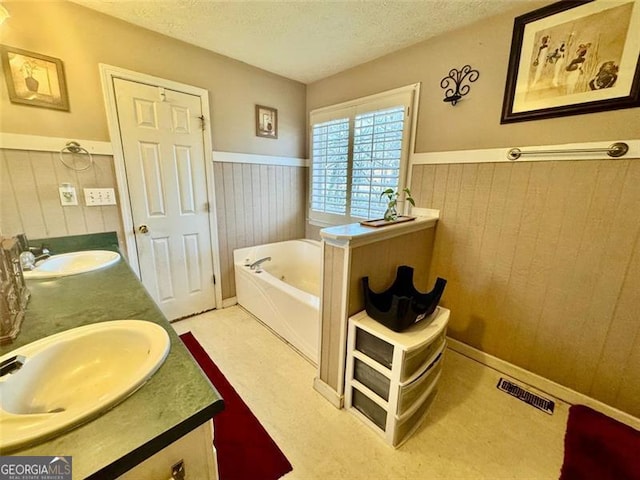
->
<box><xmin>351</xmin><ymin>387</ymin><xmax>387</xmax><ymax>432</ymax></box>
<box><xmin>400</xmin><ymin>331</ymin><xmax>446</xmax><ymax>382</ymax></box>
<box><xmin>393</xmin><ymin>387</ymin><xmax>438</xmax><ymax>447</ymax></box>
<box><xmin>355</xmin><ymin>327</ymin><xmax>394</xmax><ymax>369</ymax></box>
<box><xmin>397</xmin><ymin>352</ymin><xmax>443</xmax><ymax>415</ymax></box>
<box><xmin>354</xmin><ymin>357</ymin><xmax>390</xmax><ymax>401</ymax></box>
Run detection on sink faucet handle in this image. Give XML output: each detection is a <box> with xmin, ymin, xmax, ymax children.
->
<box><xmin>20</xmin><ymin>251</ymin><xmax>36</xmax><ymax>271</ymax></box>
<box><xmin>28</xmin><ymin>245</ymin><xmax>50</xmax><ymax>257</ymax></box>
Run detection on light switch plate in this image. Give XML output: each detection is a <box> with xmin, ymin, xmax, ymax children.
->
<box><xmin>84</xmin><ymin>188</ymin><xmax>117</xmax><ymax>206</ymax></box>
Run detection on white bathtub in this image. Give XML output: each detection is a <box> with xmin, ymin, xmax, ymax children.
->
<box><xmin>234</xmin><ymin>239</ymin><xmax>321</xmax><ymax>364</ymax></box>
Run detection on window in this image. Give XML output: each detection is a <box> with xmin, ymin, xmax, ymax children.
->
<box><xmin>309</xmin><ymin>85</ymin><xmax>418</xmax><ymax>226</ymax></box>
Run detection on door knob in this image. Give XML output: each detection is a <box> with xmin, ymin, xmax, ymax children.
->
<box><xmin>138</xmin><ymin>225</ymin><xmax>149</xmax><ymax>234</ymax></box>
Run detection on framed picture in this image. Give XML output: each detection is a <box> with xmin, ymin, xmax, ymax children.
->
<box><xmin>255</xmin><ymin>105</ymin><xmax>278</xmax><ymax>138</ymax></box>
<box><xmin>0</xmin><ymin>45</ymin><xmax>70</xmax><ymax>111</ymax></box>
<box><xmin>501</xmin><ymin>0</ymin><xmax>640</xmax><ymax>123</ymax></box>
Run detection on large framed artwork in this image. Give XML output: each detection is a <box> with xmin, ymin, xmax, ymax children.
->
<box><xmin>501</xmin><ymin>0</ymin><xmax>640</xmax><ymax>123</ymax></box>
<box><xmin>0</xmin><ymin>45</ymin><xmax>70</xmax><ymax>111</ymax></box>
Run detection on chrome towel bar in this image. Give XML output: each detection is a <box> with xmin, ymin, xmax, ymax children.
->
<box><xmin>507</xmin><ymin>142</ymin><xmax>629</xmax><ymax>161</ymax></box>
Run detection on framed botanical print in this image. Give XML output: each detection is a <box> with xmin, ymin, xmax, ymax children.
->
<box><xmin>1</xmin><ymin>45</ymin><xmax>70</xmax><ymax>111</ymax></box>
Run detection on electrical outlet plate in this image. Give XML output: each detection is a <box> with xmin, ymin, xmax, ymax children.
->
<box><xmin>59</xmin><ymin>186</ymin><xmax>78</xmax><ymax>206</ymax></box>
<box><xmin>84</xmin><ymin>188</ymin><xmax>117</xmax><ymax>206</ymax></box>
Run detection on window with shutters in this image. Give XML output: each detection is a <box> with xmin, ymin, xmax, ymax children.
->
<box><xmin>309</xmin><ymin>85</ymin><xmax>419</xmax><ymax>227</ymax></box>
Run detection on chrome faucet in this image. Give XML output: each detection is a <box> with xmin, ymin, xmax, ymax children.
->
<box><xmin>30</xmin><ymin>246</ymin><xmax>51</xmax><ymax>263</ymax></box>
<box><xmin>0</xmin><ymin>355</ymin><xmax>25</xmax><ymax>377</ymax></box>
<box><xmin>249</xmin><ymin>256</ymin><xmax>271</xmax><ymax>271</ymax></box>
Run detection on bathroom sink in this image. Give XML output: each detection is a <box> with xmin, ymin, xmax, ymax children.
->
<box><xmin>22</xmin><ymin>250</ymin><xmax>120</xmax><ymax>279</ymax></box>
<box><xmin>0</xmin><ymin>320</ymin><xmax>170</xmax><ymax>451</ymax></box>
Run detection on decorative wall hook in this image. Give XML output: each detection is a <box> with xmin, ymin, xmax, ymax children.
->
<box><xmin>440</xmin><ymin>65</ymin><xmax>480</xmax><ymax>105</ymax></box>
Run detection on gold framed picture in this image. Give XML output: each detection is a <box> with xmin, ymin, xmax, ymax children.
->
<box><xmin>1</xmin><ymin>45</ymin><xmax>70</xmax><ymax>111</ymax></box>
<box><xmin>255</xmin><ymin>105</ymin><xmax>278</xmax><ymax>139</ymax></box>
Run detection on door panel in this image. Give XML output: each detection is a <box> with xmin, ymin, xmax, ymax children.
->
<box><xmin>114</xmin><ymin>78</ymin><xmax>216</xmax><ymax>319</ymax></box>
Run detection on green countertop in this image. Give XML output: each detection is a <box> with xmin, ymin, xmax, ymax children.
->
<box><xmin>0</xmin><ymin>255</ymin><xmax>224</xmax><ymax>479</ymax></box>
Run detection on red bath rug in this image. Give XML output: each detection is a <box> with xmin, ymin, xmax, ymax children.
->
<box><xmin>180</xmin><ymin>332</ymin><xmax>293</xmax><ymax>480</ymax></box>
<box><xmin>560</xmin><ymin>404</ymin><xmax>640</xmax><ymax>480</ymax></box>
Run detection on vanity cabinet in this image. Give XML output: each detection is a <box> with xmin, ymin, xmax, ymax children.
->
<box><xmin>345</xmin><ymin>307</ymin><xmax>450</xmax><ymax>447</ymax></box>
<box><xmin>118</xmin><ymin>421</ymin><xmax>218</xmax><ymax>480</ymax></box>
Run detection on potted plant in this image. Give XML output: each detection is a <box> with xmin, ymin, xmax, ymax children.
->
<box><xmin>380</xmin><ymin>187</ymin><xmax>415</xmax><ymax>222</ymax></box>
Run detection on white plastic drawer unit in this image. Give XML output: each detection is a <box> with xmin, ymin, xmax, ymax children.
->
<box><xmin>345</xmin><ymin>307</ymin><xmax>450</xmax><ymax>447</ymax></box>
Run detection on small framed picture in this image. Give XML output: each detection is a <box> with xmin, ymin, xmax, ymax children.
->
<box><xmin>1</xmin><ymin>45</ymin><xmax>70</xmax><ymax>111</ymax></box>
<box><xmin>255</xmin><ymin>105</ymin><xmax>278</xmax><ymax>139</ymax></box>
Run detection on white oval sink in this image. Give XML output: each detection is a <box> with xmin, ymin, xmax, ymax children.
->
<box><xmin>23</xmin><ymin>250</ymin><xmax>120</xmax><ymax>279</ymax></box>
<box><xmin>0</xmin><ymin>320</ymin><xmax>170</xmax><ymax>451</ymax></box>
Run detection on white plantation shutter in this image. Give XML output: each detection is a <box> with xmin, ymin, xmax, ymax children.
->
<box><xmin>311</xmin><ymin>118</ymin><xmax>349</xmax><ymax>215</ymax></box>
<box><xmin>350</xmin><ymin>106</ymin><xmax>405</xmax><ymax>219</ymax></box>
<box><xmin>309</xmin><ymin>85</ymin><xmax>417</xmax><ymax>226</ymax></box>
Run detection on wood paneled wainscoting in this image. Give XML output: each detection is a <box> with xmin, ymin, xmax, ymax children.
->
<box><xmin>1</xmin><ymin>148</ymin><xmax>123</xmax><ymax>246</ymax></box>
<box><xmin>410</xmin><ymin>158</ymin><xmax>640</xmax><ymax>418</ymax></box>
<box><xmin>213</xmin><ymin>161</ymin><xmax>307</xmax><ymax>300</ymax></box>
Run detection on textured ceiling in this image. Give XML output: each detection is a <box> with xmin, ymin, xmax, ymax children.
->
<box><xmin>72</xmin><ymin>0</ymin><xmax>528</xmax><ymax>84</ymax></box>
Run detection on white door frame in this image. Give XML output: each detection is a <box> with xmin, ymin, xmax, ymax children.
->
<box><xmin>99</xmin><ymin>63</ymin><xmax>223</xmax><ymax>309</ymax></box>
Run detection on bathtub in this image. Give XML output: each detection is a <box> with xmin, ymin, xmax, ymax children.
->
<box><xmin>234</xmin><ymin>239</ymin><xmax>321</xmax><ymax>364</ymax></box>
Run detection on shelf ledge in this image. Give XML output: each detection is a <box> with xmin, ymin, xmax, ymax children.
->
<box><xmin>320</xmin><ymin>209</ymin><xmax>439</xmax><ymax>248</ymax></box>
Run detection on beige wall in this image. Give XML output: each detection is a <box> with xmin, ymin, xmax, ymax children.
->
<box><xmin>308</xmin><ymin>2</ymin><xmax>640</xmax><ymax>417</ymax></box>
<box><xmin>0</xmin><ymin>1</ymin><xmax>308</xmax><ymax>299</ymax></box>
<box><xmin>307</xmin><ymin>2</ymin><xmax>639</xmax><ymax>152</ymax></box>
<box><xmin>0</xmin><ymin>1</ymin><xmax>306</xmax><ymax>157</ymax></box>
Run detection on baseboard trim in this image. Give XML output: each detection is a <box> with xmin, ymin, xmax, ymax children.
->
<box><xmin>221</xmin><ymin>297</ymin><xmax>237</xmax><ymax>308</ymax></box>
<box><xmin>447</xmin><ymin>337</ymin><xmax>640</xmax><ymax>430</ymax></box>
<box><xmin>313</xmin><ymin>377</ymin><xmax>343</xmax><ymax>409</ymax></box>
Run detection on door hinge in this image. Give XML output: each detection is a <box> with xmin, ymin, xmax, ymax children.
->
<box><xmin>199</xmin><ymin>115</ymin><xmax>206</xmax><ymax>131</ymax></box>
<box><xmin>212</xmin><ymin>274</ymin><xmax>216</xmax><ymax>285</ymax></box>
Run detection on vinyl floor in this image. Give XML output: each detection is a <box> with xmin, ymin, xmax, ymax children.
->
<box><xmin>172</xmin><ymin>306</ymin><xmax>569</xmax><ymax>480</ymax></box>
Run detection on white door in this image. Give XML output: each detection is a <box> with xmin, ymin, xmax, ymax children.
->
<box><xmin>114</xmin><ymin>78</ymin><xmax>216</xmax><ymax>320</ymax></box>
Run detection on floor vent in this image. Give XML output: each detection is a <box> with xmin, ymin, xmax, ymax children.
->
<box><xmin>497</xmin><ymin>378</ymin><xmax>555</xmax><ymax>415</ymax></box>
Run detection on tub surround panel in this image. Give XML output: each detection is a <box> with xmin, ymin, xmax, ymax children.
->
<box><xmin>320</xmin><ymin>244</ymin><xmax>347</xmax><ymax>391</ymax></box>
<box><xmin>234</xmin><ymin>240</ymin><xmax>320</xmax><ymax>363</ymax></box>
<box><xmin>214</xmin><ymin>161</ymin><xmax>306</xmax><ymax>299</ymax></box>
<box><xmin>348</xmin><ymin>229</ymin><xmax>435</xmax><ymax>317</ymax></box>
<box><xmin>318</xmin><ymin>215</ymin><xmax>438</xmax><ymax>397</ymax></box>
<box><xmin>1</xmin><ymin>148</ymin><xmax>124</xmax><ymax>250</ymax></box>
<box><xmin>0</xmin><ymin>258</ymin><xmax>223</xmax><ymax>477</ymax></box>
<box><xmin>411</xmin><ymin>159</ymin><xmax>640</xmax><ymax>418</ymax></box>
